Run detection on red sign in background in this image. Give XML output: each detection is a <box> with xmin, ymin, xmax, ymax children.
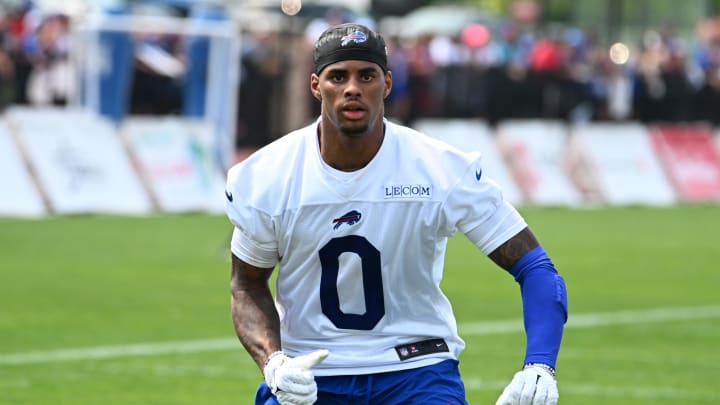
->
<box><xmin>650</xmin><ymin>125</ymin><xmax>720</xmax><ymax>202</ymax></box>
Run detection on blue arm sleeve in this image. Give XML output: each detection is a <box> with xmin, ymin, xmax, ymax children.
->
<box><xmin>509</xmin><ymin>246</ymin><xmax>568</xmax><ymax>369</ymax></box>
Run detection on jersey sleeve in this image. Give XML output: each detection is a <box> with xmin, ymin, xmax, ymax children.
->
<box><xmin>225</xmin><ymin>165</ymin><xmax>279</xmax><ymax>268</ymax></box>
<box><xmin>442</xmin><ymin>155</ymin><xmax>527</xmax><ymax>255</ymax></box>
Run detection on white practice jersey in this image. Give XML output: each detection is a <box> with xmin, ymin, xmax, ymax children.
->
<box><xmin>225</xmin><ymin>119</ymin><xmax>527</xmax><ymax>376</ymax></box>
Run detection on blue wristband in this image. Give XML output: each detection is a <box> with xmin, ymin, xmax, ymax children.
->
<box><xmin>510</xmin><ymin>246</ymin><xmax>568</xmax><ymax>369</ymax></box>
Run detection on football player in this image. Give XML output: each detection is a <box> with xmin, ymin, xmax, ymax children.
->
<box><xmin>225</xmin><ymin>22</ymin><xmax>568</xmax><ymax>405</ymax></box>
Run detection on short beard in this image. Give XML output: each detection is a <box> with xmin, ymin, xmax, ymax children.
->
<box><xmin>340</xmin><ymin>124</ymin><xmax>369</xmax><ymax>137</ymax></box>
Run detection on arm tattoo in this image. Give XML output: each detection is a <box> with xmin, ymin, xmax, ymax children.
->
<box><xmin>229</xmin><ymin>254</ymin><xmax>281</xmax><ymax>371</ymax></box>
<box><xmin>488</xmin><ymin>227</ymin><xmax>540</xmax><ymax>271</ymax></box>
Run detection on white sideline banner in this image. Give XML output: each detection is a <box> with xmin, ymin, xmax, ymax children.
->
<box><xmin>122</xmin><ymin>117</ymin><xmax>225</xmax><ymax>214</ymax></box>
<box><xmin>7</xmin><ymin>107</ymin><xmax>153</xmax><ymax>215</ymax></box>
<box><xmin>570</xmin><ymin>123</ymin><xmax>676</xmax><ymax>206</ymax></box>
<box><xmin>496</xmin><ymin>120</ymin><xmax>582</xmax><ymax>206</ymax></box>
<box><xmin>413</xmin><ymin>119</ymin><xmax>523</xmax><ymax>205</ymax></box>
<box><xmin>0</xmin><ymin>121</ymin><xmax>46</xmax><ymax>217</ymax></box>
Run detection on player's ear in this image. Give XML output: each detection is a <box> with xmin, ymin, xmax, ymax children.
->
<box><xmin>383</xmin><ymin>70</ymin><xmax>393</xmax><ymax>99</ymax></box>
<box><xmin>311</xmin><ymin>73</ymin><xmax>322</xmax><ymax>101</ymax></box>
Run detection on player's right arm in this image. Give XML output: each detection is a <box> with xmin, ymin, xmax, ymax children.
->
<box><xmin>225</xmin><ymin>157</ymin><xmax>327</xmax><ymax>404</ymax></box>
<box><xmin>229</xmin><ymin>253</ymin><xmax>280</xmax><ymax>370</ymax></box>
<box><xmin>230</xmin><ymin>253</ymin><xmax>328</xmax><ymax>405</ymax></box>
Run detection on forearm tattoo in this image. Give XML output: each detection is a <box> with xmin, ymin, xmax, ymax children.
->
<box><xmin>230</xmin><ymin>256</ymin><xmax>281</xmax><ymax>370</ymax></box>
<box><xmin>488</xmin><ymin>227</ymin><xmax>540</xmax><ymax>271</ymax></box>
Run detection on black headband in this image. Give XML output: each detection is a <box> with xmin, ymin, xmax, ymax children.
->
<box><xmin>313</xmin><ymin>23</ymin><xmax>388</xmax><ymax>74</ymax></box>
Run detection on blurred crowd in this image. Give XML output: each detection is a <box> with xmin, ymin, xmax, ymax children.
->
<box><xmin>237</xmin><ymin>9</ymin><xmax>720</xmax><ymax>147</ymax></box>
<box><xmin>0</xmin><ymin>2</ymin><xmax>719</xmax><ymax>150</ymax></box>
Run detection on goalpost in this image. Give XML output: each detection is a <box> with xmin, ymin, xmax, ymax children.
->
<box><xmin>70</xmin><ymin>5</ymin><xmax>241</xmax><ymax>172</ymax></box>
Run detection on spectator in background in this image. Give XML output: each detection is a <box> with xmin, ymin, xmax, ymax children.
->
<box><xmin>486</xmin><ymin>21</ymin><xmax>534</xmax><ymax>124</ymax></box>
<box><xmin>659</xmin><ymin>42</ymin><xmax>694</xmax><ymax>122</ymax></box>
<box><xmin>587</xmin><ymin>43</ymin><xmax>633</xmax><ymax>121</ymax></box>
<box><xmin>692</xmin><ymin>17</ymin><xmax>720</xmax><ymax>125</ymax></box>
<box><xmin>632</xmin><ymin>28</ymin><xmax>694</xmax><ymax>123</ymax></box>
<box><xmin>692</xmin><ymin>60</ymin><xmax>720</xmax><ymax>125</ymax></box>
<box><xmin>631</xmin><ymin>31</ymin><xmax>667</xmax><ymax>122</ymax></box>
<box><xmin>527</xmin><ymin>29</ymin><xmax>568</xmax><ymax>119</ymax></box>
<box><xmin>384</xmin><ymin>31</ymin><xmax>411</xmax><ymax>124</ymax></box>
<box><xmin>429</xmin><ymin>33</ymin><xmax>471</xmax><ymax>118</ymax></box>
<box><xmin>0</xmin><ymin>10</ymin><xmax>16</xmax><ymax>110</ymax></box>
<box><xmin>405</xmin><ymin>33</ymin><xmax>436</xmax><ymax>121</ymax></box>
<box><xmin>1</xmin><ymin>2</ymin><xmax>84</xmax><ymax>109</ymax></box>
<box><xmin>6</xmin><ymin>0</ymin><xmax>33</xmax><ymax>105</ymax></box>
<box><xmin>23</xmin><ymin>12</ymin><xmax>74</xmax><ymax>106</ymax></box>
<box><xmin>236</xmin><ymin>28</ymin><xmax>289</xmax><ymax>147</ymax></box>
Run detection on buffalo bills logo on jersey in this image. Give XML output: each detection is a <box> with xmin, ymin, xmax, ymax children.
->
<box><xmin>332</xmin><ymin>210</ymin><xmax>362</xmax><ymax>229</ymax></box>
<box><xmin>341</xmin><ymin>31</ymin><xmax>367</xmax><ymax>46</ymax></box>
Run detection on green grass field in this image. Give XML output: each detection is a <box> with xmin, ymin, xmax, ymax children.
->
<box><xmin>1</xmin><ymin>206</ymin><xmax>719</xmax><ymax>404</ymax></box>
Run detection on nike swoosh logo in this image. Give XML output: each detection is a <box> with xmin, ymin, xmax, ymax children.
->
<box><xmin>225</xmin><ymin>190</ymin><xmax>233</xmax><ymax>202</ymax></box>
<box><xmin>475</xmin><ymin>169</ymin><xmax>482</xmax><ymax>181</ymax></box>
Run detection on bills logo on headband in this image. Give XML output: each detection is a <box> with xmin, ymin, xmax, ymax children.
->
<box><xmin>341</xmin><ymin>31</ymin><xmax>367</xmax><ymax>46</ymax></box>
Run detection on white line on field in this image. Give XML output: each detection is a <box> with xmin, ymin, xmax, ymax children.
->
<box><xmin>0</xmin><ymin>338</ymin><xmax>238</xmax><ymax>366</ymax></box>
<box><xmin>460</xmin><ymin>304</ymin><xmax>720</xmax><ymax>335</ymax></box>
<box><xmin>463</xmin><ymin>379</ymin><xmax>719</xmax><ymax>401</ymax></box>
<box><xmin>1</xmin><ymin>304</ymin><xmax>719</xmax><ymax>366</ymax></box>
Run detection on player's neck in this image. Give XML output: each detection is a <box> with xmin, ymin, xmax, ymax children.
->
<box><xmin>317</xmin><ymin>122</ymin><xmax>385</xmax><ymax>172</ymax></box>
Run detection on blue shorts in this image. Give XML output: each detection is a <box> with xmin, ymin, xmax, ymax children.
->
<box><xmin>255</xmin><ymin>359</ymin><xmax>468</xmax><ymax>405</ymax></box>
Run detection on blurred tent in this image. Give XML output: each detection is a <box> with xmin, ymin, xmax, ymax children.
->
<box><xmin>399</xmin><ymin>5</ymin><xmax>495</xmax><ymax>38</ymax></box>
<box><xmin>8</xmin><ymin>0</ymin><xmax>231</xmax><ymax>17</ymax></box>
<box><xmin>3</xmin><ymin>0</ymin><xmax>90</xmax><ymax>16</ymax></box>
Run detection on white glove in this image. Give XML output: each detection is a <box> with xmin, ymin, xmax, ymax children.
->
<box><xmin>263</xmin><ymin>350</ymin><xmax>329</xmax><ymax>405</ymax></box>
<box><xmin>495</xmin><ymin>364</ymin><xmax>559</xmax><ymax>405</ymax></box>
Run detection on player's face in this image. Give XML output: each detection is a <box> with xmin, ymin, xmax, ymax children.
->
<box><xmin>311</xmin><ymin>60</ymin><xmax>392</xmax><ymax>137</ymax></box>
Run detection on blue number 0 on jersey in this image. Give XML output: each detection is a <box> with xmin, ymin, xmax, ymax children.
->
<box><xmin>318</xmin><ymin>235</ymin><xmax>385</xmax><ymax>330</ymax></box>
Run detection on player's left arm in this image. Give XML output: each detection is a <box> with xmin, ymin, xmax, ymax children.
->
<box><xmin>489</xmin><ymin>226</ymin><xmax>568</xmax><ymax>370</ymax></box>
<box><xmin>490</xmin><ymin>227</ymin><xmax>567</xmax><ymax>404</ymax></box>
